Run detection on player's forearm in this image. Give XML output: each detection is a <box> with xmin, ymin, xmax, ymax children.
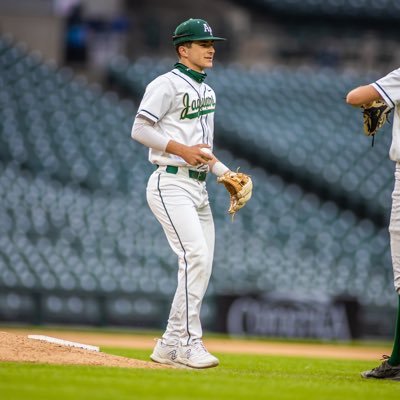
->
<box><xmin>131</xmin><ymin>117</ymin><xmax>169</xmax><ymax>151</ymax></box>
<box><xmin>165</xmin><ymin>140</ymin><xmax>187</xmax><ymax>158</ymax></box>
<box><xmin>132</xmin><ymin>116</ymin><xmax>191</xmax><ymax>158</ymax></box>
<box><xmin>346</xmin><ymin>84</ymin><xmax>382</xmax><ymax>107</ymax></box>
<box><xmin>207</xmin><ymin>156</ymin><xmax>230</xmax><ymax>176</ymax></box>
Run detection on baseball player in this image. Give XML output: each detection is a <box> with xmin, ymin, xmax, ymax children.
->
<box><xmin>347</xmin><ymin>68</ymin><xmax>400</xmax><ymax>380</ymax></box>
<box><xmin>131</xmin><ymin>18</ymin><xmax>233</xmax><ymax>369</ymax></box>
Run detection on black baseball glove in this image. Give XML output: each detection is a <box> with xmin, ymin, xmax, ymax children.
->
<box><xmin>362</xmin><ymin>100</ymin><xmax>392</xmax><ymax>137</ymax></box>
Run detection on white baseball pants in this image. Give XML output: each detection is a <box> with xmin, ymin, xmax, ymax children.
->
<box><xmin>390</xmin><ymin>163</ymin><xmax>400</xmax><ymax>293</ymax></box>
<box><xmin>146</xmin><ymin>167</ymin><xmax>215</xmax><ymax>346</ymax></box>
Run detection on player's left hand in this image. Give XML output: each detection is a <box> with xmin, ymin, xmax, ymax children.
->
<box><xmin>362</xmin><ymin>100</ymin><xmax>392</xmax><ymax>137</ymax></box>
<box><xmin>217</xmin><ymin>170</ymin><xmax>253</xmax><ymax>216</ymax></box>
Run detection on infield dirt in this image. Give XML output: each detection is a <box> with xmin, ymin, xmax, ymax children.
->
<box><xmin>0</xmin><ymin>331</ymin><xmax>169</xmax><ymax>369</ymax></box>
<box><xmin>0</xmin><ymin>327</ymin><xmax>391</xmax><ymax>368</ymax></box>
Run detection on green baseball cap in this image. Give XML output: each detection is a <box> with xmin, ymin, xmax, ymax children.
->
<box><xmin>172</xmin><ymin>18</ymin><xmax>226</xmax><ymax>46</ymax></box>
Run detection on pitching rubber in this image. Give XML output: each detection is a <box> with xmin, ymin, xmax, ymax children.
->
<box><xmin>28</xmin><ymin>335</ymin><xmax>99</xmax><ymax>352</ymax></box>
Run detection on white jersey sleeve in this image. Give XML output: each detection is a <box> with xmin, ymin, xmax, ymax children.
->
<box><xmin>372</xmin><ymin>68</ymin><xmax>400</xmax><ymax>109</ymax></box>
<box><xmin>137</xmin><ymin>76</ymin><xmax>174</xmax><ymax>123</ymax></box>
<box><xmin>371</xmin><ymin>68</ymin><xmax>400</xmax><ymax>162</ymax></box>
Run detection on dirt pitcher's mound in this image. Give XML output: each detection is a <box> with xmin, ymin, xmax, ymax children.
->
<box><xmin>0</xmin><ymin>332</ymin><xmax>169</xmax><ymax>369</ymax></box>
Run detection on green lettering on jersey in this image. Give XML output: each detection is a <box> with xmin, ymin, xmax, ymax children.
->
<box><xmin>180</xmin><ymin>92</ymin><xmax>216</xmax><ymax>120</ymax></box>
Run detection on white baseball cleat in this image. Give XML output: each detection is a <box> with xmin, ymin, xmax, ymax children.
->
<box><xmin>177</xmin><ymin>340</ymin><xmax>219</xmax><ymax>369</ymax></box>
<box><xmin>150</xmin><ymin>339</ymin><xmax>180</xmax><ymax>366</ymax></box>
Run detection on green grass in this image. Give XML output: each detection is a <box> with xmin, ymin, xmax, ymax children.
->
<box><xmin>0</xmin><ymin>347</ymin><xmax>399</xmax><ymax>400</ymax></box>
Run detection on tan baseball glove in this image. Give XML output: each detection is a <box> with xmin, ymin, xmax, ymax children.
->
<box><xmin>362</xmin><ymin>100</ymin><xmax>392</xmax><ymax>137</ymax></box>
<box><xmin>217</xmin><ymin>171</ymin><xmax>253</xmax><ymax>216</ymax></box>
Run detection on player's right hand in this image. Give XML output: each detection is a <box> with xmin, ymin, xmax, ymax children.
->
<box><xmin>186</xmin><ymin>144</ymin><xmax>214</xmax><ymax>166</ymax></box>
<box><xmin>165</xmin><ymin>141</ymin><xmax>214</xmax><ymax>166</ymax></box>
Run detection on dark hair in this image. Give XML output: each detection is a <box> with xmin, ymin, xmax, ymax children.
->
<box><xmin>175</xmin><ymin>41</ymin><xmax>193</xmax><ymax>57</ymax></box>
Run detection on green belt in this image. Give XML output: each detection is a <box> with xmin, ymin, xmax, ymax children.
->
<box><xmin>159</xmin><ymin>165</ymin><xmax>207</xmax><ymax>182</ymax></box>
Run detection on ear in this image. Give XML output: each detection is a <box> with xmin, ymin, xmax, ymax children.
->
<box><xmin>178</xmin><ymin>45</ymin><xmax>188</xmax><ymax>59</ymax></box>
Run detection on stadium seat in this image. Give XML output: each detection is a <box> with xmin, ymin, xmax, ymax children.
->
<box><xmin>0</xmin><ymin>37</ymin><xmax>396</xmax><ymax>328</ymax></box>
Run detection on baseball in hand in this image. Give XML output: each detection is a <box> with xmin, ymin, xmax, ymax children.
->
<box><xmin>200</xmin><ymin>147</ymin><xmax>213</xmax><ymax>156</ymax></box>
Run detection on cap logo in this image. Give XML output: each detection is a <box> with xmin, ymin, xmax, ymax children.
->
<box><xmin>203</xmin><ymin>23</ymin><xmax>213</xmax><ymax>35</ymax></box>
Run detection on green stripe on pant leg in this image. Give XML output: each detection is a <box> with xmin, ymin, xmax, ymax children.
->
<box><xmin>389</xmin><ymin>295</ymin><xmax>400</xmax><ymax>366</ymax></box>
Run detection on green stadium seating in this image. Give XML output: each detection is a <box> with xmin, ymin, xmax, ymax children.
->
<box><xmin>108</xmin><ymin>57</ymin><xmax>394</xmax><ymax>220</ymax></box>
<box><xmin>0</xmin><ymin>36</ymin><xmax>396</xmax><ymax>328</ymax></box>
<box><xmin>237</xmin><ymin>0</ymin><xmax>400</xmax><ymax>19</ymax></box>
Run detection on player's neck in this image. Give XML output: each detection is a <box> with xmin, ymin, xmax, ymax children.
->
<box><xmin>174</xmin><ymin>62</ymin><xmax>207</xmax><ymax>83</ymax></box>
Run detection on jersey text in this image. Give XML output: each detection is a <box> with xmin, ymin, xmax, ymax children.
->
<box><xmin>180</xmin><ymin>92</ymin><xmax>216</xmax><ymax>120</ymax></box>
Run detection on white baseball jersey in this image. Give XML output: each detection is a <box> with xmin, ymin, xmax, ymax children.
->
<box><xmin>372</xmin><ymin>68</ymin><xmax>400</xmax><ymax>161</ymax></box>
<box><xmin>137</xmin><ymin>67</ymin><xmax>216</xmax><ymax>167</ymax></box>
